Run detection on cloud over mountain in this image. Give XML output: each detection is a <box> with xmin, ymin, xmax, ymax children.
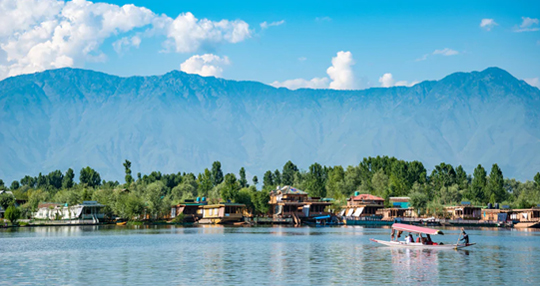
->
<box><xmin>0</xmin><ymin>0</ymin><xmax>251</xmax><ymax>80</ymax></box>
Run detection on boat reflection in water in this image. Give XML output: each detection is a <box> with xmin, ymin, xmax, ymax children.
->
<box><xmin>390</xmin><ymin>248</ymin><xmax>439</xmax><ymax>284</ymax></box>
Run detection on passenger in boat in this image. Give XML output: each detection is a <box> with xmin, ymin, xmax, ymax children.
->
<box><xmin>425</xmin><ymin>234</ymin><xmax>435</xmax><ymax>245</ymax></box>
<box><xmin>406</xmin><ymin>233</ymin><xmax>413</xmax><ymax>243</ymax></box>
<box><xmin>391</xmin><ymin>228</ymin><xmax>396</xmax><ymax>241</ymax></box>
<box><xmin>460</xmin><ymin>228</ymin><xmax>469</xmax><ymax>244</ymax></box>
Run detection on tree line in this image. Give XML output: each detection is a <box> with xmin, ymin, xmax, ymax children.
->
<box><xmin>1</xmin><ymin>156</ymin><xmax>540</xmax><ymax>222</ymax></box>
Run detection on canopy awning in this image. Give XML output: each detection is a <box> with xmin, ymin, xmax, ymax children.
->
<box><xmin>346</xmin><ymin>208</ymin><xmax>354</xmax><ymax>216</ymax></box>
<box><xmin>392</xmin><ymin>223</ymin><xmax>444</xmax><ymax>235</ymax></box>
<box><xmin>352</xmin><ymin>207</ymin><xmax>364</xmax><ymax>217</ymax></box>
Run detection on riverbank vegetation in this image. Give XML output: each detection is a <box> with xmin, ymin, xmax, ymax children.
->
<box><xmin>1</xmin><ymin>157</ymin><xmax>539</xmax><ymax>220</ymax></box>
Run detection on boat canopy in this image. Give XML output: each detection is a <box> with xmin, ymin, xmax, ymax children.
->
<box><xmin>392</xmin><ymin>223</ymin><xmax>444</xmax><ymax>235</ymax></box>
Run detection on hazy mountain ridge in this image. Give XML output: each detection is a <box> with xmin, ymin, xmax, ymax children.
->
<box><xmin>1</xmin><ymin>67</ymin><xmax>539</xmax><ymax>182</ymax></box>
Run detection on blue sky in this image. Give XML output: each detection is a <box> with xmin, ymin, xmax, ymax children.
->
<box><xmin>1</xmin><ymin>0</ymin><xmax>539</xmax><ymax>89</ymax></box>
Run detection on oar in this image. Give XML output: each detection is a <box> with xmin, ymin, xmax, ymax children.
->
<box><xmin>454</xmin><ymin>231</ymin><xmax>462</xmax><ymax>250</ymax></box>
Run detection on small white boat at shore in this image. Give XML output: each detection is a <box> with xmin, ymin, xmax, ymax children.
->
<box><xmin>370</xmin><ymin>223</ymin><xmax>476</xmax><ymax>250</ymax></box>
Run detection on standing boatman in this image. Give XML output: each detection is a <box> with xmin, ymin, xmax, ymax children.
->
<box><xmin>460</xmin><ymin>228</ymin><xmax>469</xmax><ymax>244</ymax></box>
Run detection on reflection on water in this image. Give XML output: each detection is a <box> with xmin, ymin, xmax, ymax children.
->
<box><xmin>1</xmin><ymin>226</ymin><xmax>540</xmax><ymax>285</ymax></box>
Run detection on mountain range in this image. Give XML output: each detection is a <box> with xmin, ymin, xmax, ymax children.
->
<box><xmin>1</xmin><ymin>67</ymin><xmax>539</xmax><ymax>183</ymax></box>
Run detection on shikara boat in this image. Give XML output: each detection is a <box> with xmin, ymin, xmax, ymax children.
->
<box><xmin>370</xmin><ymin>223</ymin><xmax>476</xmax><ymax>249</ymax></box>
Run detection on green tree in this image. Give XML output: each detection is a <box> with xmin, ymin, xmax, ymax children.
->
<box><xmin>455</xmin><ymin>165</ymin><xmax>468</xmax><ymax>190</ymax></box>
<box><xmin>5</xmin><ymin>205</ymin><xmax>21</xmax><ymax>225</ymax></box>
<box><xmin>145</xmin><ymin>181</ymin><xmax>168</xmax><ymax>219</ymax></box>
<box><xmin>252</xmin><ymin>176</ymin><xmax>258</xmax><ymax>187</ymax></box>
<box><xmin>409</xmin><ymin>191</ymin><xmax>429</xmax><ymax>215</ymax></box>
<box><xmin>273</xmin><ymin>170</ymin><xmax>282</xmax><ymax>186</ymax></box>
<box><xmin>123</xmin><ymin>160</ymin><xmax>133</xmax><ymax>185</ymax></box>
<box><xmin>305</xmin><ymin>163</ymin><xmax>326</xmax><ymax>197</ymax></box>
<box><xmin>36</xmin><ymin>173</ymin><xmax>47</xmax><ymax>189</ymax></box>
<box><xmin>221</xmin><ymin>173</ymin><xmax>240</xmax><ymax>202</ymax></box>
<box><xmin>326</xmin><ymin>166</ymin><xmax>345</xmax><ymax>198</ymax></box>
<box><xmin>471</xmin><ymin>164</ymin><xmax>487</xmax><ymax>203</ymax></box>
<box><xmin>10</xmin><ymin>180</ymin><xmax>20</xmax><ymax>190</ymax></box>
<box><xmin>486</xmin><ymin>164</ymin><xmax>505</xmax><ymax>203</ymax></box>
<box><xmin>263</xmin><ymin>171</ymin><xmax>274</xmax><ymax>190</ymax></box>
<box><xmin>371</xmin><ymin>169</ymin><xmax>389</xmax><ymax>198</ymax></box>
<box><xmin>172</xmin><ymin>176</ymin><xmax>198</xmax><ymax>202</ymax></box>
<box><xmin>282</xmin><ymin>161</ymin><xmax>299</xmax><ymax>186</ymax></box>
<box><xmin>211</xmin><ymin>161</ymin><xmax>224</xmax><ymax>186</ymax></box>
<box><xmin>79</xmin><ymin>167</ymin><xmax>101</xmax><ymax>188</ymax></box>
<box><xmin>62</xmin><ymin>168</ymin><xmax>75</xmax><ymax>189</ymax></box>
<box><xmin>0</xmin><ymin>193</ymin><xmax>15</xmax><ymax>210</ymax></box>
<box><xmin>439</xmin><ymin>184</ymin><xmax>461</xmax><ymax>205</ymax></box>
<box><xmin>534</xmin><ymin>172</ymin><xmax>540</xmax><ymax>188</ymax></box>
<box><xmin>47</xmin><ymin>170</ymin><xmax>64</xmax><ymax>189</ymax></box>
<box><xmin>239</xmin><ymin>167</ymin><xmax>248</xmax><ymax>188</ymax></box>
<box><xmin>252</xmin><ymin>190</ymin><xmax>270</xmax><ymax>214</ymax></box>
<box><xmin>197</xmin><ymin>168</ymin><xmax>213</xmax><ymax>197</ymax></box>
<box><xmin>0</xmin><ymin>179</ymin><xmax>4</xmax><ymax>188</ymax></box>
<box><xmin>20</xmin><ymin>176</ymin><xmax>36</xmax><ymax>188</ymax></box>
<box><xmin>236</xmin><ymin>187</ymin><xmax>255</xmax><ymax>212</ymax></box>
<box><xmin>124</xmin><ymin>193</ymin><xmax>145</xmax><ymax>220</ymax></box>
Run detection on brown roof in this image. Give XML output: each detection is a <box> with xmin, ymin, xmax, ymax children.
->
<box><xmin>351</xmin><ymin>194</ymin><xmax>384</xmax><ymax>201</ymax></box>
<box><xmin>37</xmin><ymin>203</ymin><xmax>61</xmax><ymax>209</ymax></box>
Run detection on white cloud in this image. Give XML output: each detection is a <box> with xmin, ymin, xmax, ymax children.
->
<box><xmin>271</xmin><ymin>77</ymin><xmax>329</xmax><ymax>90</ymax></box>
<box><xmin>480</xmin><ymin>19</ymin><xmax>498</xmax><ymax>31</ymax></box>
<box><xmin>378</xmin><ymin>73</ymin><xmax>418</xmax><ymax>88</ymax></box>
<box><xmin>327</xmin><ymin>51</ymin><xmax>355</xmax><ymax>89</ymax></box>
<box><xmin>417</xmin><ymin>48</ymin><xmax>459</xmax><ymax>61</ymax></box>
<box><xmin>514</xmin><ymin>17</ymin><xmax>539</xmax><ymax>32</ymax></box>
<box><xmin>113</xmin><ymin>35</ymin><xmax>141</xmax><ymax>54</ymax></box>
<box><xmin>524</xmin><ymin>78</ymin><xmax>540</xmax><ymax>88</ymax></box>
<box><xmin>164</xmin><ymin>12</ymin><xmax>250</xmax><ymax>53</ymax></box>
<box><xmin>298</xmin><ymin>57</ymin><xmax>307</xmax><ymax>61</ymax></box>
<box><xmin>260</xmin><ymin>20</ymin><xmax>285</xmax><ymax>29</ymax></box>
<box><xmin>180</xmin><ymin>54</ymin><xmax>230</xmax><ymax>77</ymax></box>
<box><xmin>271</xmin><ymin>51</ymin><xmax>356</xmax><ymax>90</ymax></box>
<box><xmin>433</xmin><ymin>48</ymin><xmax>459</xmax><ymax>56</ymax></box>
<box><xmin>315</xmin><ymin>17</ymin><xmax>332</xmax><ymax>22</ymax></box>
<box><xmin>0</xmin><ymin>0</ymin><xmax>251</xmax><ymax>80</ymax></box>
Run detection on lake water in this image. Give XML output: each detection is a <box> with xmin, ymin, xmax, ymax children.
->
<box><xmin>1</xmin><ymin>225</ymin><xmax>539</xmax><ymax>285</ymax></box>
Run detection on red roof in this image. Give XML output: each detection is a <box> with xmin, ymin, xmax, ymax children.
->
<box><xmin>351</xmin><ymin>194</ymin><xmax>384</xmax><ymax>201</ymax></box>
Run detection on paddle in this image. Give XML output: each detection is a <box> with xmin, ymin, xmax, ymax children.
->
<box><xmin>454</xmin><ymin>228</ymin><xmax>464</xmax><ymax>250</ymax></box>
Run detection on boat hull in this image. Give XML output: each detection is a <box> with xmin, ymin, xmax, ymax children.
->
<box><xmin>370</xmin><ymin>239</ymin><xmax>475</xmax><ymax>249</ymax></box>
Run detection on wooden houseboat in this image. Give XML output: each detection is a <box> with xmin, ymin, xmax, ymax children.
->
<box><xmin>170</xmin><ymin>198</ymin><xmax>207</xmax><ymax>222</ymax></box>
<box><xmin>198</xmin><ymin>203</ymin><xmax>246</xmax><ymax>224</ymax></box>
<box><xmin>445</xmin><ymin>203</ymin><xmax>482</xmax><ymax>220</ymax></box>
<box><xmin>340</xmin><ymin>192</ymin><xmax>387</xmax><ymax>225</ymax></box>
<box><xmin>269</xmin><ymin>186</ymin><xmax>332</xmax><ymax>224</ymax></box>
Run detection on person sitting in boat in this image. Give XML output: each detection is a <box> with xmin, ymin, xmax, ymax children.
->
<box><xmin>460</xmin><ymin>228</ymin><xmax>469</xmax><ymax>244</ymax></box>
<box><xmin>406</xmin><ymin>233</ymin><xmax>414</xmax><ymax>244</ymax></box>
<box><xmin>391</xmin><ymin>228</ymin><xmax>396</xmax><ymax>241</ymax></box>
<box><xmin>425</xmin><ymin>234</ymin><xmax>437</xmax><ymax>245</ymax></box>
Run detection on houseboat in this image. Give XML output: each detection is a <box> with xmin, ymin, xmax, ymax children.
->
<box><xmin>34</xmin><ymin>201</ymin><xmax>105</xmax><ymax>223</ymax></box>
<box><xmin>268</xmin><ymin>185</ymin><xmax>332</xmax><ymax>224</ymax></box>
<box><xmin>170</xmin><ymin>197</ymin><xmax>207</xmax><ymax>222</ymax></box>
<box><xmin>340</xmin><ymin>192</ymin><xmax>388</xmax><ymax>225</ymax></box>
<box><xmin>510</xmin><ymin>207</ymin><xmax>540</xmax><ymax>228</ymax></box>
<box><xmin>198</xmin><ymin>203</ymin><xmax>246</xmax><ymax>224</ymax></box>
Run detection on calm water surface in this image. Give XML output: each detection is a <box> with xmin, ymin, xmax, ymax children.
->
<box><xmin>1</xmin><ymin>225</ymin><xmax>539</xmax><ymax>285</ymax></box>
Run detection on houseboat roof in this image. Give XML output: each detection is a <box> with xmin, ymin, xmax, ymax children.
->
<box><xmin>351</xmin><ymin>194</ymin><xmax>384</xmax><ymax>201</ymax></box>
<box><xmin>389</xmin><ymin>197</ymin><xmax>410</xmax><ymax>202</ymax></box>
<box><xmin>202</xmin><ymin>203</ymin><xmax>245</xmax><ymax>208</ymax></box>
<box><xmin>270</xmin><ymin>185</ymin><xmax>308</xmax><ymax>195</ymax></box>
<box><xmin>37</xmin><ymin>202</ymin><xmax>62</xmax><ymax>208</ymax></box>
